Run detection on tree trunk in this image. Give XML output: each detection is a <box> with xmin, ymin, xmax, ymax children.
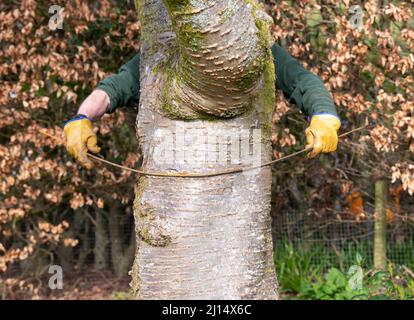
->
<box><xmin>94</xmin><ymin>208</ymin><xmax>109</xmax><ymax>270</ymax></box>
<box><xmin>108</xmin><ymin>202</ymin><xmax>135</xmax><ymax>277</ymax></box>
<box><xmin>131</xmin><ymin>0</ymin><xmax>278</xmax><ymax>299</ymax></box>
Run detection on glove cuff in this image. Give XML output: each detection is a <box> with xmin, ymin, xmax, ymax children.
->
<box><xmin>63</xmin><ymin>114</ymin><xmax>93</xmax><ymax>127</ymax></box>
<box><xmin>311</xmin><ymin>112</ymin><xmax>342</xmax><ymax>124</ymax></box>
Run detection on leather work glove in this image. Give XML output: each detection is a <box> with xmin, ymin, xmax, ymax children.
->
<box><xmin>63</xmin><ymin>115</ymin><xmax>101</xmax><ymax>169</ymax></box>
<box><xmin>305</xmin><ymin>114</ymin><xmax>341</xmax><ymax>158</ymax></box>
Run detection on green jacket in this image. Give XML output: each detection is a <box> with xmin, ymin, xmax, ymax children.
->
<box><xmin>97</xmin><ymin>44</ymin><xmax>338</xmax><ymax>118</ymax></box>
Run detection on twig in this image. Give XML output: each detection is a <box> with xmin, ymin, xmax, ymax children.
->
<box><xmin>402</xmin><ymin>265</ymin><xmax>414</xmax><ymax>279</ymax></box>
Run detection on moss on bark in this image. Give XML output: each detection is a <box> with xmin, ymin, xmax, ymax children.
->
<box><xmin>158</xmin><ymin>0</ymin><xmax>275</xmax><ymax>125</ymax></box>
<box><xmin>133</xmin><ymin>177</ymin><xmax>172</xmax><ymax>247</ymax></box>
<box><xmin>245</xmin><ymin>0</ymin><xmax>276</xmax><ymax>138</ymax></box>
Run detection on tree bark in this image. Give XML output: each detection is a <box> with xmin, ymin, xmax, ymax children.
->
<box><xmin>94</xmin><ymin>208</ymin><xmax>109</xmax><ymax>270</ymax></box>
<box><xmin>108</xmin><ymin>202</ymin><xmax>135</xmax><ymax>277</ymax></box>
<box><xmin>131</xmin><ymin>0</ymin><xmax>278</xmax><ymax>299</ymax></box>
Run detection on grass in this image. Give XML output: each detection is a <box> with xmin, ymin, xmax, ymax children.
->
<box><xmin>274</xmin><ymin>238</ymin><xmax>414</xmax><ymax>299</ymax></box>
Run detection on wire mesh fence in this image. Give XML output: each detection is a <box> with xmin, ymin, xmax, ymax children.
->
<box><xmin>272</xmin><ymin>210</ymin><xmax>414</xmax><ymax>270</ymax></box>
<box><xmin>3</xmin><ymin>204</ymin><xmax>414</xmax><ymax>299</ymax></box>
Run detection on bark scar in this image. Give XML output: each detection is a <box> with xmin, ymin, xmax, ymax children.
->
<box><xmin>133</xmin><ymin>177</ymin><xmax>172</xmax><ymax>247</ymax></box>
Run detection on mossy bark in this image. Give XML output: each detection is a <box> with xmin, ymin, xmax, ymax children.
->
<box><xmin>161</xmin><ymin>0</ymin><xmax>274</xmax><ymax>122</ymax></box>
<box><xmin>131</xmin><ymin>0</ymin><xmax>278</xmax><ymax>299</ymax></box>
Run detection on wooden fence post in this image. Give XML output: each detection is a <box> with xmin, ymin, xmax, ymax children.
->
<box><xmin>374</xmin><ymin>179</ymin><xmax>387</xmax><ymax>270</ymax></box>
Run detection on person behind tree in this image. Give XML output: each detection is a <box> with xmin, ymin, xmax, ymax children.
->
<box><xmin>63</xmin><ymin>44</ymin><xmax>341</xmax><ymax>168</ymax></box>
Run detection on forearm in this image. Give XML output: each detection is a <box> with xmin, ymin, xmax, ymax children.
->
<box><xmin>96</xmin><ymin>54</ymin><xmax>140</xmax><ymax>113</ymax></box>
<box><xmin>77</xmin><ymin>53</ymin><xmax>140</xmax><ymax>121</ymax></box>
<box><xmin>294</xmin><ymin>74</ymin><xmax>338</xmax><ymax>117</ymax></box>
<box><xmin>77</xmin><ymin>89</ymin><xmax>110</xmax><ymax>121</ymax></box>
<box><xmin>273</xmin><ymin>44</ymin><xmax>338</xmax><ymax>117</ymax></box>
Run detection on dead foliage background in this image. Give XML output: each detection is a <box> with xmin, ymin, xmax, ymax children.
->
<box><xmin>0</xmin><ymin>0</ymin><xmax>413</xmax><ymax>299</ymax></box>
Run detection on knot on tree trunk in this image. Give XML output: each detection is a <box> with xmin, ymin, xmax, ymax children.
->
<box><xmin>133</xmin><ymin>178</ymin><xmax>172</xmax><ymax>247</ymax></box>
<box><xmin>162</xmin><ymin>0</ymin><xmax>273</xmax><ymax>119</ymax></box>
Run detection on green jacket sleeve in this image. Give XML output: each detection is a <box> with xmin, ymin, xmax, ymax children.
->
<box><xmin>272</xmin><ymin>44</ymin><xmax>338</xmax><ymax>118</ymax></box>
<box><xmin>96</xmin><ymin>54</ymin><xmax>140</xmax><ymax>113</ymax></box>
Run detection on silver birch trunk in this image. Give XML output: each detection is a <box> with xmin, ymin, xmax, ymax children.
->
<box><xmin>130</xmin><ymin>0</ymin><xmax>279</xmax><ymax>299</ymax></box>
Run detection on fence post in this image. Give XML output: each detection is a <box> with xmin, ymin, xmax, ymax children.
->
<box><xmin>374</xmin><ymin>179</ymin><xmax>387</xmax><ymax>270</ymax></box>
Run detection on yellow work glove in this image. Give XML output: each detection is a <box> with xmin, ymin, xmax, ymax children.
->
<box><xmin>63</xmin><ymin>115</ymin><xmax>101</xmax><ymax>169</ymax></box>
<box><xmin>305</xmin><ymin>114</ymin><xmax>341</xmax><ymax>158</ymax></box>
